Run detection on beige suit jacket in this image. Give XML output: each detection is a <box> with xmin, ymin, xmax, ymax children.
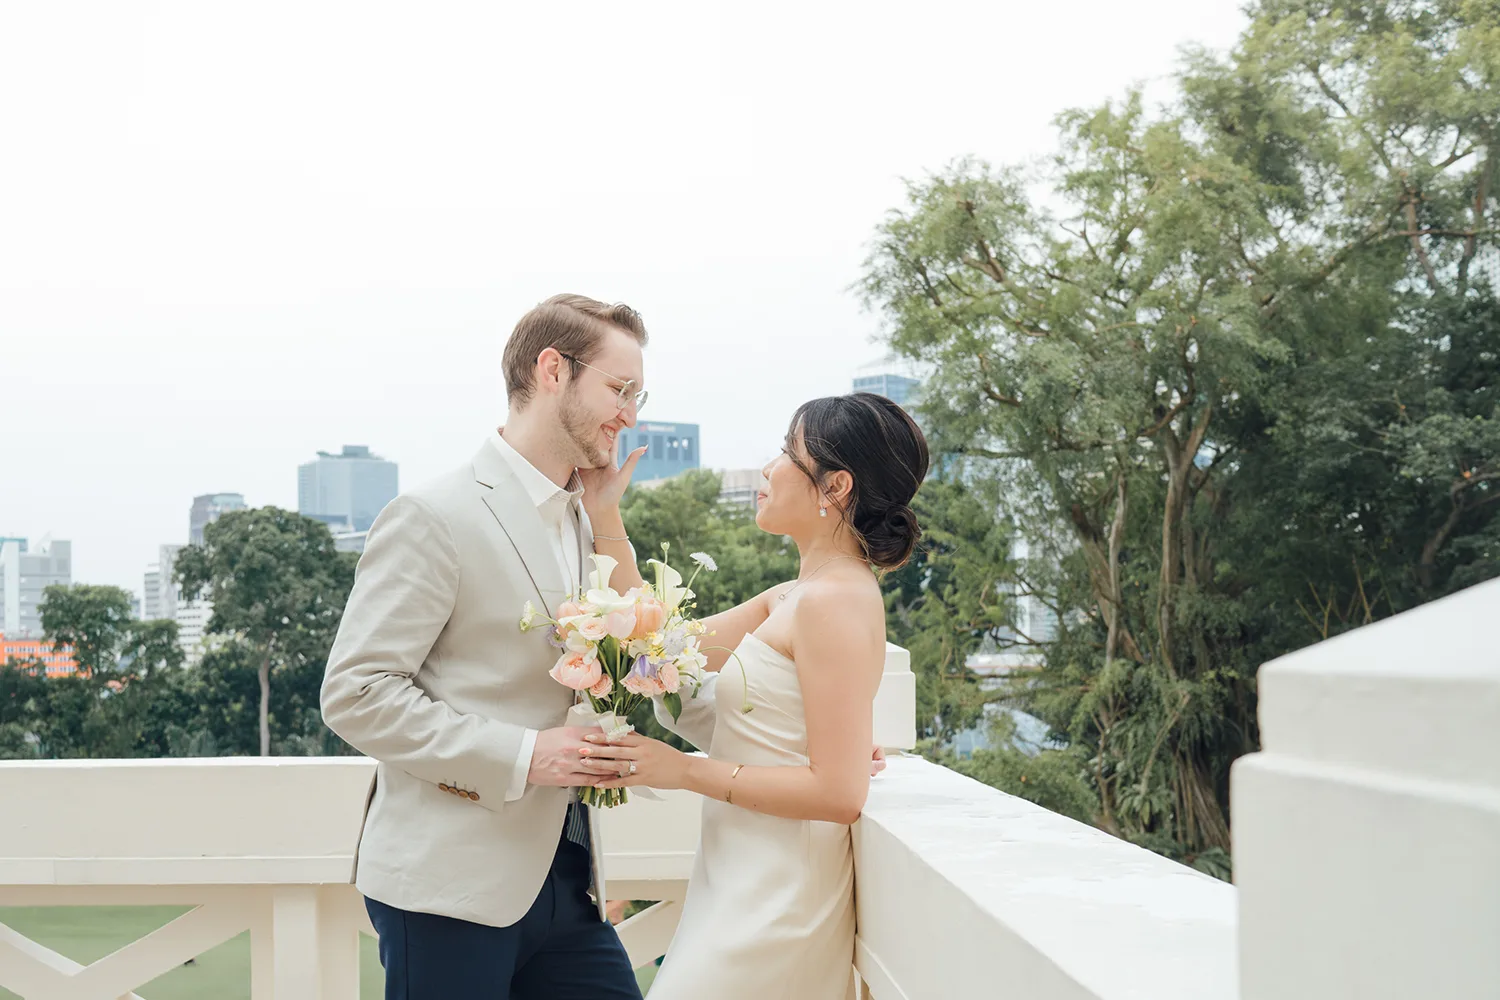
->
<box><xmin>321</xmin><ymin>441</ymin><xmax>606</xmax><ymax>928</ymax></box>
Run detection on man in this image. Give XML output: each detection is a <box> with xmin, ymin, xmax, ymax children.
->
<box><xmin>321</xmin><ymin>293</ymin><xmax>650</xmax><ymax>999</ymax></box>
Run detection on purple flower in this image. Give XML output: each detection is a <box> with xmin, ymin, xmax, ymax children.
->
<box><xmin>546</xmin><ymin>627</ymin><xmax>568</xmax><ymax>650</ymax></box>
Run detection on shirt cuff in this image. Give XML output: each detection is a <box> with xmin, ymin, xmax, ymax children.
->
<box><xmin>507</xmin><ymin>728</ymin><xmax>538</xmax><ymax>802</ymax></box>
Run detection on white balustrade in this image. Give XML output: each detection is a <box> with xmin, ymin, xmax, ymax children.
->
<box><xmin>4</xmin><ymin>584</ymin><xmax>1489</xmax><ymax>1000</ymax></box>
<box><xmin>1233</xmin><ymin>576</ymin><xmax>1500</xmax><ymax>1000</ymax></box>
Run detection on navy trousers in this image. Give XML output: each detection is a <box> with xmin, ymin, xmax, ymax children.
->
<box><xmin>364</xmin><ymin>833</ymin><xmax>642</xmax><ymax>1000</ymax></box>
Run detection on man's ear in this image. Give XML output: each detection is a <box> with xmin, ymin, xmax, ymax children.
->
<box><xmin>535</xmin><ymin>347</ymin><xmax>568</xmax><ymax>396</ymax></box>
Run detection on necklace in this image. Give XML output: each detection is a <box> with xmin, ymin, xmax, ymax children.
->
<box><xmin>778</xmin><ymin>555</ymin><xmax>868</xmax><ymax>601</ymax></box>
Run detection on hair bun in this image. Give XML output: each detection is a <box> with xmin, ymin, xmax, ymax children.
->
<box><xmin>862</xmin><ymin>503</ymin><xmax>921</xmax><ymax>569</ymax></box>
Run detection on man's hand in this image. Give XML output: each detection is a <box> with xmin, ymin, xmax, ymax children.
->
<box><xmin>527</xmin><ymin>726</ymin><xmax>604</xmax><ymax>787</ymax></box>
<box><xmin>870</xmin><ymin>745</ymin><xmax>887</xmax><ymax>777</ymax></box>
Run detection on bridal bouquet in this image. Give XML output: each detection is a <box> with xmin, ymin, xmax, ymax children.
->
<box><xmin>519</xmin><ymin>544</ymin><xmax>722</xmax><ymax>807</ymax></box>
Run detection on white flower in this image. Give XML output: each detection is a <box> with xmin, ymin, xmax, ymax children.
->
<box><xmin>596</xmin><ymin>712</ymin><xmax>636</xmax><ymax>742</ymax></box>
<box><xmin>519</xmin><ymin>600</ymin><xmax>538</xmax><ymax>631</ymax></box>
<box><xmin>675</xmin><ymin>644</ymin><xmax>709</xmax><ymax>676</ymax></box>
<box><xmin>645</xmin><ymin>558</ymin><xmax>694</xmax><ymax>613</ymax></box>
<box><xmin>689</xmin><ymin>551</ymin><xmax>717</xmax><ymax>572</ymax></box>
<box><xmin>625</xmin><ymin>637</ymin><xmax>653</xmax><ymax>659</ymax></box>
<box><xmin>660</xmin><ymin>626</ymin><xmax>689</xmax><ymax>658</ymax></box>
<box><xmin>587</xmin><ymin>553</ymin><xmax>618</xmax><ymax>592</ymax></box>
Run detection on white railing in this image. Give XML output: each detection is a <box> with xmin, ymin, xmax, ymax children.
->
<box><xmin>4</xmin><ymin>579</ymin><xmax>1494</xmax><ymax>1000</ymax></box>
<box><xmin>1232</xmin><ymin>575</ymin><xmax>1500</xmax><ymax>1000</ymax></box>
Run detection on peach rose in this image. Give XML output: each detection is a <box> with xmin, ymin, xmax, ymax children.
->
<box><xmin>622</xmin><ymin>670</ymin><xmax>665</xmax><ymax>697</ymax></box>
<box><xmin>630</xmin><ymin>596</ymin><xmax>667</xmax><ymax>640</ymax></box>
<box><xmin>656</xmin><ymin>660</ymin><xmax>681</xmax><ymax>694</ymax></box>
<box><xmin>550</xmin><ymin>651</ymin><xmax>602</xmax><ymax>691</ymax></box>
<box><xmin>575</xmin><ymin>617</ymin><xmax>610</xmax><ymax>642</ymax></box>
<box><xmin>557</xmin><ymin>600</ymin><xmax>584</xmax><ymax>621</ymax></box>
<box><xmin>603</xmin><ymin>608</ymin><xmax>638</xmax><ymax>641</ymax></box>
<box><xmin>588</xmin><ymin>674</ymin><xmax>613</xmax><ymax>699</ymax></box>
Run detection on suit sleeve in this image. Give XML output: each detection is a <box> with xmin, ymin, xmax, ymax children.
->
<box><xmin>653</xmin><ymin>671</ymin><xmax>718</xmax><ymax>752</ymax></box>
<box><xmin>320</xmin><ymin>494</ymin><xmax>525</xmax><ymax>810</ymax></box>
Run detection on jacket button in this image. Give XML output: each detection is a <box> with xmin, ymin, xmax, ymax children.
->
<box><xmin>439</xmin><ymin>783</ymin><xmax>451</xmax><ymax>793</ymax></box>
<box><xmin>468</xmin><ymin>791</ymin><xmax>480</xmax><ymax>802</ymax></box>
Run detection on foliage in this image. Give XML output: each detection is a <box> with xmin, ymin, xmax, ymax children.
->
<box><xmin>938</xmin><ymin>714</ymin><xmax>1100</xmax><ymax>826</ymax></box>
<box><xmin>619</xmin><ymin>470</ymin><xmax>799</xmax><ymax>611</ymax></box>
<box><xmin>861</xmin><ymin>0</ymin><xmax>1498</xmax><ymax>858</ymax></box>
<box><xmin>174</xmin><ymin>507</ymin><xmax>357</xmax><ymax>756</ymax></box>
<box><xmin>884</xmin><ymin>475</ymin><xmax>1016</xmax><ymax>742</ymax></box>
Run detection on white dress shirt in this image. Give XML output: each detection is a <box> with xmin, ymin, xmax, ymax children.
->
<box><xmin>491</xmin><ymin>428</ymin><xmax>586</xmax><ymax>801</ymax></box>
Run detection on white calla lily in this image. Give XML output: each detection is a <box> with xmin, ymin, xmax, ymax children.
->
<box><xmin>646</xmin><ymin>558</ymin><xmax>695</xmax><ymax>613</ymax></box>
<box><xmin>579</xmin><ymin>552</ymin><xmax>636</xmax><ymax>612</ymax></box>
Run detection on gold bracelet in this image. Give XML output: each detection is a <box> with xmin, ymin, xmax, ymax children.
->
<box><xmin>725</xmin><ymin>763</ymin><xmax>745</xmax><ymax>803</ymax></box>
<box><xmin>594</xmin><ymin>533</ymin><xmax>628</xmax><ymax>542</ymax></box>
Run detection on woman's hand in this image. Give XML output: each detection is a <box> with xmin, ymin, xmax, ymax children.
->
<box><xmin>578</xmin><ymin>446</ymin><xmax>646</xmax><ymax>520</ymax></box>
<box><xmin>579</xmin><ymin>731</ymin><xmax>692</xmax><ymax>790</ymax></box>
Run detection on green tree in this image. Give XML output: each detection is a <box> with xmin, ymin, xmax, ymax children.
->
<box><xmin>860</xmin><ymin>0</ymin><xmax>1497</xmax><ymax>859</ymax></box>
<box><xmin>175</xmin><ymin>508</ymin><xmax>357</xmax><ymax>756</ymax></box>
<box><xmin>883</xmin><ymin>475</ymin><xmax>1016</xmax><ymax>743</ymax></box>
<box><xmin>619</xmin><ymin>470</ymin><xmax>800</xmax><ymax>612</ymax></box>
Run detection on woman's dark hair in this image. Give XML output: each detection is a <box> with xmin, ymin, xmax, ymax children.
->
<box><xmin>785</xmin><ymin>392</ymin><xmax>930</xmax><ymax>569</ymax></box>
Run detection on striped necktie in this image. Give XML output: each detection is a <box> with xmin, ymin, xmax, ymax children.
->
<box><xmin>564</xmin><ymin>797</ymin><xmax>590</xmax><ymax>851</ymax></box>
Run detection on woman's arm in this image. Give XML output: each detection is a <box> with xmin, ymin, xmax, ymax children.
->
<box><xmin>586</xmin><ymin>505</ymin><xmax>647</xmax><ymax>592</ymax></box>
<box><xmin>584</xmin><ymin>581</ymin><xmax>886</xmax><ymax>824</ymax></box>
<box><xmin>695</xmin><ymin>583</ymin><xmax>791</xmax><ymax>671</ymax></box>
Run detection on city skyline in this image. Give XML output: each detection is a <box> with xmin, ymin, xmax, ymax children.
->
<box><xmin>0</xmin><ymin>0</ymin><xmax>1248</xmax><ymax>598</ymax></box>
<box><xmin>5</xmin><ymin>354</ymin><xmax>911</xmax><ymax>597</ymax></box>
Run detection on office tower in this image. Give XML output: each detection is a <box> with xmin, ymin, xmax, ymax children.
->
<box><xmin>298</xmin><ymin>445</ymin><xmax>399</xmax><ymax>533</ymax></box>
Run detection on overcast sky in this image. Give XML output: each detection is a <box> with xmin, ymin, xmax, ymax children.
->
<box><xmin>1</xmin><ymin>1</ymin><xmax>1248</xmax><ymax>596</ymax></box>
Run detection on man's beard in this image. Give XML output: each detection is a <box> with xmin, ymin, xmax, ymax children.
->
<box><xmin>559</xmin><ymin>390</ymin><xmax>609</xmax><ymax>469</ymax></box>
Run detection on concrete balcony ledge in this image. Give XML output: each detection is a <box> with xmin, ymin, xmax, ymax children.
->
<box><xmin>0</xmin><ymin>752</ymin><xmax>1237</xmax><ymax>1000</ymax></box>
<box><xmin>854</xmin><ymin>756</ymin><xmax>1236</xmax><ymax>1000</ymax></box>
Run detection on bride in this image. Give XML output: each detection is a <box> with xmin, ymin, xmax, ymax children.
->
<box><xmin>578</xmin><ymin>391</ymin><xmax>929</xmax><ymax>1000</ymax></box>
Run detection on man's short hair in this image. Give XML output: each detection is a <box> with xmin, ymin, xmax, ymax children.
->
<box><xmin>502</xmin><ymin>294</ymin><xmax>648</xmax><ymax>405</ymax></box>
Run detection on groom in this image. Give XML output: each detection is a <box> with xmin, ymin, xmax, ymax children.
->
<box><xmin>320</xmin><ymin>293</ymin><xmax>650</xmax><ymax>999</ymax></box>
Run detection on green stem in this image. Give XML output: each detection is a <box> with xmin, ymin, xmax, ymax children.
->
<box><xmin>700</xmin><ymin>645</ymin><xmax>754</xmax><ymax>713</ymax></box>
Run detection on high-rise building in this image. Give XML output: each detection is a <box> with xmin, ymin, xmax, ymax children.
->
<box><xmin>717</xmin><ymin>469</ymin><xmax>765</xmax><ymax>509</ymax></box>
<box><xmin>143</xmin><ymin>544</ymin><xmax>185</xmax><ymax>623</ymax></box>
<box><xmin>174</xmin><ymin>598</ymin><xmax>213</xmax><ymax>667</ymax></box>
<box><xmin>190</xmin><ymin>493</ymin><xmax>246</xmax><ymax>545</ymax></box>
<box><xmin>852</xmin><ymin>356</ymin><xmax>924</xmax><ymax>407</ymax></box>
<box><xmin>143</xmin><ymin>543</ymin><xmax>211</xmax><ymax>666</ymax></box>
<box><xmin>616</xmin><ymin>422</ymin><xmax>700</xmax><ymax>483</ymax></box>
<box><xmin>298</xmin><ymin>445</ymin><xmax>399</xmax><ymax>533</ymax></box>
<box><xmin>0</xmin><ymin>537</ymin><xmax>72</xmax><ymax>639</ymax></box>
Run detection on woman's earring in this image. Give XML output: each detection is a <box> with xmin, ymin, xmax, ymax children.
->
<box><xmin>819</xmin><ymin>504</ymin><xmax>828</xmax><ymax>518</ymax></box>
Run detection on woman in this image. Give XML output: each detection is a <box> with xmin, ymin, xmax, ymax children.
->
<box><xmin>579</xmin><ymin>392</ymin><xmax>929</xmax><ymax>1000</ymax></box>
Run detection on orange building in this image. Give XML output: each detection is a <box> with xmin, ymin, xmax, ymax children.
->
<box><xmin>0</xmin><ymin>633</ymin><xmax>80</xmax><ymax>678</ymax></box>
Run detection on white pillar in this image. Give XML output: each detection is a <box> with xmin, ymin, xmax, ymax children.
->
<box><xmin>873</xmin><ymin>642</ymin><xmax>916</xmax><ymax>752</ymax></box>
<box><xmin>272</xmin><ymin>886</ymin><xmax>323</xmax><ymax>1000</ymax></box>
<box><xmin>1232</xmin><ymin>577</ymin><xmax>1500</xmax><ymax>1000</ymax></box>
<box><xmin>316</xmin><ymin>886</ymin><xmax>362</xmax><ymax>1000</ymax></box>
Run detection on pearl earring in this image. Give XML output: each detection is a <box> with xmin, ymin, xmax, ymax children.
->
<box><xmin>819</xmin><ymin>505</ymin><xmax>828</xmax><ymax>518</ymax></box>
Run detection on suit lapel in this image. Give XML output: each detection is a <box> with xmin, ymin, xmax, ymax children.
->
<box><xmin>473</xmin><ymin>443</ymin><xmax>569</xmax><ymax>610</ymax></box>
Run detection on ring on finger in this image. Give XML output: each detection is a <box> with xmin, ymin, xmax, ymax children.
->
<box><xmin>629</xmin><ymin>761</ymin><xmax>637</xmax><ymax>775</ymax></box>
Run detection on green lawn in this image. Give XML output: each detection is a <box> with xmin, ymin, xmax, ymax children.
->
<box><xmin>0</xmin><ymin>906</ymin><xmax>657</xmax><ymax>998</ymax></box>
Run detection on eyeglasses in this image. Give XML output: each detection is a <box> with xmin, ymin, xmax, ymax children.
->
<box><xmin>558</xmin><ymin>352</ymin><xmax>648</xmax><ymax>412</ymax></box>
